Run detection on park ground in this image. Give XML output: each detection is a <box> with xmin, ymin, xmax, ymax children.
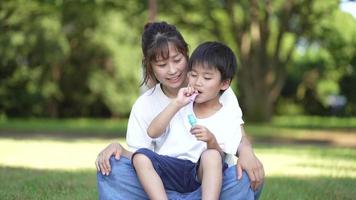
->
<box><xmin>0</xmin><ymin>116</ymin><xmax>355</xmax><ymax>199</ymax></box>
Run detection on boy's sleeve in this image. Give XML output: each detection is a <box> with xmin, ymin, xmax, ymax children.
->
<box><xmin>220</xmin><ymin>87</ymin><xmax>244</xmax><ymax>125</ymax></box>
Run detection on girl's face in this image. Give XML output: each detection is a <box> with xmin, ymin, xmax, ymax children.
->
<box><xmin>188</xmin><ymin>64</ymin><xmax>229</xmax><ymax>104</ymax></box>
<box><xmin>151</xmin><ymin>43</ymin><xmax>188</xmax><ymax>97</ymax></box>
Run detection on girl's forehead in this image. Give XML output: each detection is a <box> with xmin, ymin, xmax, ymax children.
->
<box><xmin>154</xmin><ymin>45</ymin><xmax>181</xmax><ymax>62</ymax></box>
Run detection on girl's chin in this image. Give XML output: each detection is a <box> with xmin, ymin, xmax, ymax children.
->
<box><xmin>167</xmin><ymin>79</ymin><xmax>184</xmax><ymax>88</ymax></box>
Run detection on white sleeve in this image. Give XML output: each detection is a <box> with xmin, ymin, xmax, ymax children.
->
<box><xmin>222</xmin><ymin>122</ymin><xmax>242</xmax><ymax>155</ymax></box>
<box><xmin>220</xmin><ymin>87</ymin><xmax>244</xmax><ymax>125</ymax></box>
<box><xmin>126</xmin><ymin>100</ymin><xmax>154</xmax><ymax>152</ymax></box>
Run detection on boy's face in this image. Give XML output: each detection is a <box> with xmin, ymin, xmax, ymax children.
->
<box><xmin>188</xmin><ymin>64</ymin><xmax>230</xmax><ymax>104</ymax></box>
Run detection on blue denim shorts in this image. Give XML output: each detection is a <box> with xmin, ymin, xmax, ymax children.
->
<box><xmin>132</xmin><ymin>148</ymin><xmax>228</xmax><ymax>193</ymax></box>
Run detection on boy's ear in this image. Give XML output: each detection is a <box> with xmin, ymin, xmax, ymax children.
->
<box><xmin>220</xmin><ymin>79</ymin><xmax>230</xmax><ymax>90</ymax></box>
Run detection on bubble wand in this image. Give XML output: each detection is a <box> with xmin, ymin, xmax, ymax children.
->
<box><xmin>188</xmin><ymin>92</ymin><xmax>198</xmax><ymax>126</ymax></box>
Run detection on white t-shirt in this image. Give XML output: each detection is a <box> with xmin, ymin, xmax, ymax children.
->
<box><xmin>126</xmin><ymin>84</ymin><xmax>244</xmax><ymax>163</ymax></box>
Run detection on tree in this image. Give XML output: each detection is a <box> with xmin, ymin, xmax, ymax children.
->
<box><xmin>0</xmin><ymin>0</ymin><xmax>147</xmax><ymax>118</ymax></box>
<box><xmin>158</xmin><ymin>0</ymin><xmax>341</xmax><ymax>121</ymax></box>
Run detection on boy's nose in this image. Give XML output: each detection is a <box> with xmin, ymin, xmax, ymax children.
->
<box><xmin>196</xmin><ymin>77</ymin><xmax>203</xmax><ymax>86</ymax></box>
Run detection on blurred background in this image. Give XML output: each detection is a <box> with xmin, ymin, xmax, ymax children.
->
<box><xmin>1</xmin><ymin>0</ymin><xmax>355</xmax><ymax>121</ymax></box>
<box><xmin>0</xmin><ymin>0</ymin><xmax>355</xmax><ymax>199</ymax></box>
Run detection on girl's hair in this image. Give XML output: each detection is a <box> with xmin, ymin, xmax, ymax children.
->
<box><xmin>141</xmin><ymin>22</ymin><xmax>189</xmax><ymax>86</ymax></box>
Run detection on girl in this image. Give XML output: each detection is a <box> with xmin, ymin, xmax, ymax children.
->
<box><xmin>96</xmin><ymin>21</ymin><xmax>264</xmax><ymax>200</ymax></box>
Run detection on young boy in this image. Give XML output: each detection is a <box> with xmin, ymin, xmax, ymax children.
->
<box><xmin>132</xmin><ymin>41</ymin><xmax>243</xmax><ymax>200</ymax></box>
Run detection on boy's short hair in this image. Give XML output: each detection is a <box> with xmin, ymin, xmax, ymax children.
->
<box><xmin>188</xmin><ymin>41</ymin><xmax>238</xmax><ymax>82</ymax></box>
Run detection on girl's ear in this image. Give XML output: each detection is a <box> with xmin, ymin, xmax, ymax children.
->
<box><xmin>220</xmin><ymin>79</ymin><xmax>231</xmax><ymax>91</ymax></box>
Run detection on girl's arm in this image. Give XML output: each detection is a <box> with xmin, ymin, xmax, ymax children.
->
<box><xmin>220</xmin><ymin>88</ymin><xmax>264</xmax><ymax>190</ymax></box>
<box><xmin>236</xmin><ymin>125</ymin><xmax>265</xmax><ymax>190</ymax></box>
<box><xmin>147</xmin><ymin>100</ymin><xmax>181</xmax><ymax>138</ymax></box>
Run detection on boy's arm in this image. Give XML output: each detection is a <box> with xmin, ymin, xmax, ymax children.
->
<box><xmin>147</xmin><ymin>100</ymin><xmax>181</xmax><ymax>138</ymax></box>
<box><xmin>206</xmin><ymin>136</ymin><xmax>224</xmax><ymax>155</ymax></box>
<box><xmin>191</xmin><ymin>125</ymin><xmax>224</xmax><ymax>155</ymax></box>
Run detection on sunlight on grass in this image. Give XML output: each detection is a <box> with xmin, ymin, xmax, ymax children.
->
<box><xmin>1</xmin><ymin>138</ymin><xmax>355</xmax><ymax>179</ymax></box>
<box><xmin>256</xmin><ymin>146</ymin><xmax>356</xmax><ymax>178</ymax></box>
<box><xmin>1</xmin><ymin>138</ymin><xmax>355</xmax><ymax>199</ymax></box>
<box><xmin>0</xmin><ymin>138</ymin><xmax>127</xmax><ymax>170</ymax></box>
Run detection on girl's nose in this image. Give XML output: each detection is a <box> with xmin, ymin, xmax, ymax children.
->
<box><xmin>168</xmin><ymin>62</ymin><xmax>177</xmax><ymax>75</ymax></box>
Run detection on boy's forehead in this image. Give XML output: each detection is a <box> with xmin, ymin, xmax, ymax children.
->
<box><xmin>192</xmin><ymin>63</ymin><xmax>218</xmax><ymax>73</ymax></box>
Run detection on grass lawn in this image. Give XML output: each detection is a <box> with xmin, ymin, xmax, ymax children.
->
<box><xmin>0</xmin><ymin>116</ymin><xmax>356</xmax><ymax>199</ymax></box>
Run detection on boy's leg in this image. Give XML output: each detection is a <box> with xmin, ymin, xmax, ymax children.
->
<box><xmin>133</xmin><ymin>148</ymin><xmax>200</xmax><ymax>193</ymax></box>
<box><xmin>197</xmin><ymin>149</ymin><xmax>223</xmax><ymax>200</ymax></box>
<box><xmin>132</xmin><ymin>153</ymin><xmax>167</xmax><ymax>200</ymax></box>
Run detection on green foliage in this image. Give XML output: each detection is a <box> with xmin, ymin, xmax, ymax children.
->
<box><xmin>283</xmin><ymin>9</ymin><xmax>356</xmax><ymax>115</ymax></box>
<box><xmin>1</xmin><ymin>0</ymin><xmax>355</xmax><ymax>118</ymax></box>
<box><xmin>0</xmin><ymin>0</ymin><xmax>144</xmax><ymax>118</ymax></box>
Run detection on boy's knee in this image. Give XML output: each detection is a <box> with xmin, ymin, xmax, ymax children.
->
<box><xmin>200</xmin><ymin>149</ymin><xmax>222</xmax><ymax>165</ymax></box>
<box><xmin>132</xmin><ymin>153</ymin><xmax>151</xmax><ymax>167</ymax></box>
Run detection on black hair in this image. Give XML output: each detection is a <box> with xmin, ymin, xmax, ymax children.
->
<box><xmin>188</xmin><ymin>41</ymin><xmax>237</xmax><ymax>82</ymax></box>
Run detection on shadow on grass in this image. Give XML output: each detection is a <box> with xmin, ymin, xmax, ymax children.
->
<box><xmin>1</xmin><ymin>166</ymin><xmax>355</xmax><ymax>200</ymax></box>
<box><xmin>0</xmin><ymin>130</ymin><xmax>123</xmax><ymax>141</ymax></box>
<box><xmin>262</xmin><ymin>176</ymin><xmax>355</xmax><ymax>200</ymax></box>
<box><xmin>269</xmin><ymin>116</ymin><xmax>356</xmax><ymax>130</ymax></box>
<box><xmin>0</xmin><ymin>166</ymin><xmax>97</xmax><ymax>200</ymax></box>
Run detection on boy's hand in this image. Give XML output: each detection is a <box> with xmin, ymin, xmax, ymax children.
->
<box><xmin>190</xmin><ymin>125</ymin><xmax>215</xmax><ymax>143</ymax></box>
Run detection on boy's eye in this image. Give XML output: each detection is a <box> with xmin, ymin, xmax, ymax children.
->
<box><xmin>190</xmin><ymin>73</ymin><xmax>197</xmax><ymax>77</ymax></box>
<box><xmin>204</xmin><ymin>77</ymin><xmax>212</xmax><ymax>80</ymax></box>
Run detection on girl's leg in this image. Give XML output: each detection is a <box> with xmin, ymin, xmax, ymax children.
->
<box><xmin>197</xmin><ymin>149</ymin><xmax>223</xmax><ymax>200</ymax></box>
<box><xmin>219</xmin><ymin>166</ymin><xmax>258</xmax><ymax>200</ymax></box>
<box><xmin>97</xmin><ymin>156</ymin><xmax>186</xmax><ymax>200</ymax></box>
<box><xmin>97</xmin><ymin>156</ymin><xmax>149</xmax><ymax>200</ymax></box>
<box><xmin>132</xmin><ymin>153</ymin><xmax>167</xmax><ymax>200</ymax></box>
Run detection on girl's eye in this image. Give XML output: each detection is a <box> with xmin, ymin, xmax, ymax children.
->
<box><xmin>174</xmin><ymin>59</ymin><xmax>181</xmax><ymax>63</ymax></box>
<box><xmin>190</xmin><ymin>73</ymin><xmax>197</xmax><ymax>77</ymax></box>
<box><xmin>157</xmin><ymin>63</ymin><xmax>166</xmax><ymax>67</ymax></box>
<box><xmin>204</xmin><ymin>77</ymin><xmax>212</xmax><ymax>80</ymax></box>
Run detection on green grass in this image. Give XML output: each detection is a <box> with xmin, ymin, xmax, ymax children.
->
<box><xmin>257</xmin><ymin>144</ymin><xmax>356</xmax><ymax>200</ymax></box>
<box><xmin>0</xmin><ymin>167</ymin><xmax>96</xmax><ymax>200</ymax></box>
<box><xmin>1</xmin><ymin>116</ymin><xmax>356</xmax><ymax>199</ymax></box>
<box><xmin>0</xmin><ymin>118</ymin><xmax>128</xmax><ymax>138</ymax></box>
<box><xmin>0</xmin><ymin>139</ymin><xmax>355</xmax><ymax>199</ymax></box>
<box><xmin>271</xmin><ymin>115</ymin><xmax>356</xmax><ymax>130</ymax></box>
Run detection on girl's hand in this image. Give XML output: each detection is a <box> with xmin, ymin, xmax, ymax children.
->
<box><xmin>236</xmin><ymin>141</ymin><xmax>265</xmax><ymax>191</ymax></box>
<box><xmin>95</xmin><ymin>142</ymin><xmax>122</xmax><ymax>176</ymax></box>
<box><xmin>174</xmin><ymin>86</ymin><xmax>197</xmax><ymax>107</ymax></box>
